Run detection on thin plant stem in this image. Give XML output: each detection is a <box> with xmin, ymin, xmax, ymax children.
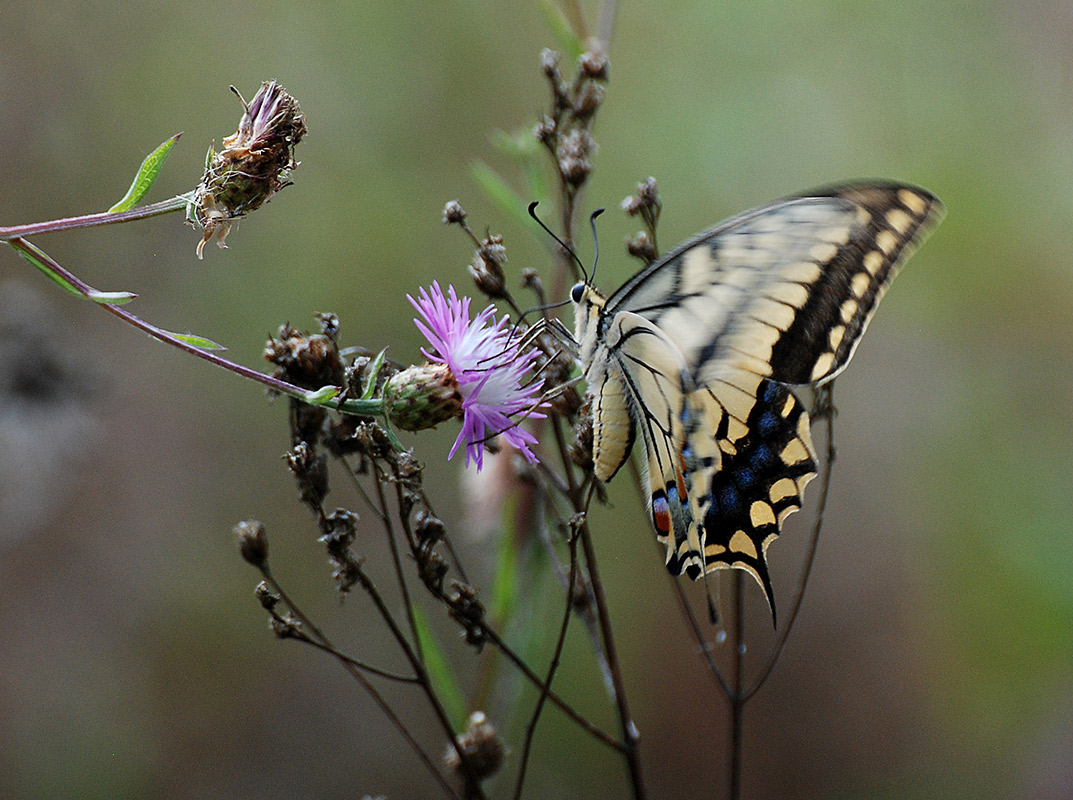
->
<box><xmin>350</xmin><ymin>559</ymin><xmax>486</xmax><ymax>798</ymax></box>
<box><xmin>577</xmin><ymin>519</ymin><xmax>647</xmax><ymax>800</ymax></box>
<box><xmin>5</xmin><ymin>237</ymin><xmax>370</xmax><ymax>411</ymax></box>
<box><xmin>260</xmin><ymin>569</ymin><xmax>461</xmax><ymax>800</ymax></box>
<box><xmin>370</xmin><ymin>461</ymin><xmax>422</xmax><ymax>666</ymax></box>
<box><xmin>480</xmin><ymin>626</ymin><xmax>623</xmax><ymax>752</ymax></box>
<box><xmin>291</xmin><ymin>635</ymin><xmax>420</xmax><ymax>683</ymax></box>
<box><xmin>0</xmin><ymin>194</ymin><xmax>191</xmax><ymax>240</ymax></box>
<box><xmin>512</xmin><ymin>522</ymin><xmax>582</xmax><ymax>800</ymax></box>
<box><xmin>745</xmin><ymin>384</ymin><xmax>836</xmax><ymax>701</ymax></box>
<box><xmin>730</xmin><ymin>572</ymin><xmax>745</xmax><ymax>800</ymax></box>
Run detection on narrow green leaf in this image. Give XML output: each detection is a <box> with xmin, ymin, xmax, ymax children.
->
<box><xmin>87</xmin><ymin>289</ymin><xmax>137</xmax><ymax>305</ymax></box>
<box><xmin>489</xmin><ymin>514</ymin><xmax>519</xmax><ymax>623</ymax></box>
<box><xmin>537</xmin><ymin>0</ymin><xmax>585</xmax><ymax>60</ymax></box>
<box><xmin>361</xmin><ymin>348</ymin><xmax>389</xmax><ymax>400</ymax></box>
<box><xmin>14</xmin><ymin>244</ymin><xmax>82</xmax><ymax>296</ymax></box>
<box><xmin>304</xmin><ymin>385</ymin><xmax>341</xmax><ymax>404</ymax></box>
<box><xmin>412</xmin><ymin>606</ymin><xmax>467</xmax><ymax>730</ymax></box>
<box><xmin>470</xmin><ymin>161</ymin><xmax>533</xmax><ymax>231</ymax></box>
<box><xmin>108</xmin><ymin>133</ymin><xmax>182</xmax><ymax>213</ymax></box>
<box><xmin>170</xmin><ymin>331</ymin><xmax>226</xmax><ymax>351</ymax></box>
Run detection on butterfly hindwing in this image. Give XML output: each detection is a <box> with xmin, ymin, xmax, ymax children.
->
<box><xmin>679</xmin><ymin>372</ymin><xmax>817</xmax><ymax>618</ymax></box>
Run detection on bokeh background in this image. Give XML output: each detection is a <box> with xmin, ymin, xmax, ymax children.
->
<box><xmin>2</xmin><ymin>2</ymin><xmax>1072</xmax><ymax>798</ymax></box>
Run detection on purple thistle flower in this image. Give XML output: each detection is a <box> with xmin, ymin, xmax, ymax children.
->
<box><xmin>409</xmin><ymin>282</ymin><xmax>545</xmax><ymax>470</ymax></box>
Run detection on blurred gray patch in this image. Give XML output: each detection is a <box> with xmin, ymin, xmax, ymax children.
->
<box><xmin>0</xmin><ymin>280</ymin><xmax>104</xmax><ymax>547</ymax></box>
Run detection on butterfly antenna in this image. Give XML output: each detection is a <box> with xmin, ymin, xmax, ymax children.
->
<box><xmin>509</xmin><ymin>297</ymin><xmax>573</xmax><ymax>337</ymax></box>
<box><xmin>528</xmin><ymin>201</ymin><xmax>590</xmax><ymax>284</ymax></box>
<box><xmin>588</xmin><ymin>207</ymin><xmax>605</xmax><ymax>284</ymax></box>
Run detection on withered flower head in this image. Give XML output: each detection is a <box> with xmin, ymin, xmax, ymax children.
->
<box><xmin>444</xmin><ymin>711</ymin><xmax>505</xmax><ymax>783</ymax></box>
<box><xmin>190</xmin><ymin>80</ymin><xmax>307</xmax><ymax>258</ymax></box>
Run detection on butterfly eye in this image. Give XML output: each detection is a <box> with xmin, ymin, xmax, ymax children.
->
<box><xmin>570</xmin><ymin>283</ymin><xmax>586</xmax><ymax>304</ymax></box>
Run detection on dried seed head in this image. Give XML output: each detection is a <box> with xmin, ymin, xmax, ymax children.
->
<box><xmin>573</xmin><ymin>81</ymin><xmax>605</xmax><ymax>119</ymax></box>
<box><xmin>190</xmin><ymin>80</ymin><xmax>307</xmax><ymax>258</ymax></box>
<box><xmin>469</xmin><ymin>235</ymin><xmax>507</xmax><ymax>299</ymax></box>
<box><xmin>533</xmin><ymin>114</ymin><xmax>557</xmax><ymax>146</ymax></box>
<box><xmin>557</xmin><ymin>129</ymin><xmax>594</xmax><ymax>186</ymax></box>
<box><xmin>627</xmin><ymin>231</ymin><xmax>657</xmax><ymax>264</ymax></box>
<box><xmin>264</xmin><ymin>321</ymin><xmax>345</xmax><ymax>390</ymax></box>
<box><xmin>579</xmin><ymin>51</ymin><xmax>609</xmax><ymax>80</ymax></box>
<box><xmin>414</xmin><ymin>509</ymin><xmax>446</xmax><ymax>544</ymax></box>
<box><xmin>286</xmin><ymin>442</ymin><xmax>329</xmax><ymax>508</ymax></box>
<box><xmin>442</xmin><ymin>200</ymin><xmax>467</xmax><ymax>225</ymax></box>
<box><xmin>444</xmin><ymin>711</ymin><xmax>505</xmax><ymax>783</ymax></box>
<box><xmin>235</xmin><ymin>519</ymin><xmax>269</xmax><ymax>568</ymax></box>
<box><xmin>539</xmin><ymin>48</ymin><xmax>561</xmax><ymax>77</ymax></box>
<box><xmin>569</xmin><ymin>400</ymin><xmax>595</xmax><ymax>472</ymax></box>
<box><xmin>254</xmin><ymin>581</ymin><xmax>280</xmax><ymax>611</ymax></box>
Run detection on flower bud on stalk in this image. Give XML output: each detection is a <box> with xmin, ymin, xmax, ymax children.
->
<box><xmin>190</xmin><ymin>80</ymin><xmax>307</xmax><ymax>258</ymax></box>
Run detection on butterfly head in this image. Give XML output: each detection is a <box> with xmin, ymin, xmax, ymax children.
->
<box><xmin>570</xmin><ymin>280</ymin><xmax>606</xmax><ymax>371</ymax></box>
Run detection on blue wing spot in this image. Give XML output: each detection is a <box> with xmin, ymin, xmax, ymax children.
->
<box><xmin>735</xmin><ymin>467</ymin><xmax>756</xmax><ymax>489</ymax></box>
<box><xmin>756</xmin><ymin>411</ymin><xmax>780</xmax><ymax>436</ymax></box>
<box><xmin>719</xmin><ymin>483</ymin><xmax>740</xmax><ymax>512</ymax></box>
<box><xmin>760</xmin><ymin>381</ymin><xmax>782</xmax><ymax>404</ymax></box>
<box><xmin>750</xmin><ymin>444</ymin><xmax>775</xmax><ymax>468</ymax></box>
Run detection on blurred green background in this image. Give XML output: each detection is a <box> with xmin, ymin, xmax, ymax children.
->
<box><xmin>2</xmin><ymin>1</ymin><xmax>1072</xmax><ymax>798</ymax></box>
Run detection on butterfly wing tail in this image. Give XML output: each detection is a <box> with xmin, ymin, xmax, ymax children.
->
<box><xmin>681</xmin><ymin>373</ymin><xmax>818</xmax><ymax>623</ymax></box>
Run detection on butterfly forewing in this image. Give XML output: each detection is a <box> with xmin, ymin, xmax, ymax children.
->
<box><xmin>575</xmin><ymin>181</ymin><xmax>942</xmax><ymax>618</ymax></box>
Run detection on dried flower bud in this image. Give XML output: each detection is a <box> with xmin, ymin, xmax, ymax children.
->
<box><xmin>414</xmin><ymin>509</ymin><xmax>446</xmax><ymax>544</ymax></box>
<box><xmin>579</xmin><ymin>51</ymin><xmax>609</xmax><ymax>80</ymax></box>
<box><xmin>264</xmin><ymin>321</ymin><xmax>345</xmax><ymax>390</ymax></box>
<box><xmin>286</xmin><ymin>442</ymin><xmax>329</xmax><ymax>507</ymax></box>
<box><xmin>570</xmin><ymin>400</ymin><xmax>595</xmax><ymax>472</ymax></box>
<box><xmin>557</xmin><ymin>129</ymin><xmax>595</xmax><ymax>186</ymax></box>
<box><xmin>539</xmin><ymin>48</ymin><xmax>561</xmax><ymax>77</ymax></box>
<box><xmin>235</xmin><ymin>519</ymin><xmax>269</xmax><ymax>568</ymax></box>
<box><xmin>533</xmin><ymin>114</ymin><xmax>557</xmax><ymax>146</ymax></box>
<box><xmin>469</xmin><ymin>235</ymin><xmax>507</xmax><ymax>299</ymax></box>
<box><xmin>443</xmin><ymin>200</ymin><xmax>467</xmax><ymax>225</ymax></box>
<box><xmin>444</xmin><ymin>711</ymin><xmax>505</xmax><ymax>783</ymax></box>
<box><xmin>270</xmin><ymin>613</ymin><xmax>303</xmax><ymax>640</ymax></box>
<box><xmin>627</xmin><ymin>231</ymin><xmax>657</xmax><ymax>264</ymax></box>
<box><xmin>573</xmin><ymin>81</ymin><xmax>605</xmax><ymax>119</ymax></box>
<box><xmin>382</xmin><ymin>363</ymin><xmax>463</xmax><ymax>432</ymax></box>
<box><xmin>190</xmin><ymin>80</ymin><xmax>307</xmax><ymax>258</ymax></box>
<box><xmin>254</xmin><ymin>581</ymin><xmax>280</xmax><ymax>611</ymax></box>
<box><xmin>636</xmin><ymin>176</ymin><xmax>659</xmax><ymax>205</ymax></box>
<box><xmin>448</xmin><ymin>583</ymin><xmax>486</xmax><ymax>649</ymax></box>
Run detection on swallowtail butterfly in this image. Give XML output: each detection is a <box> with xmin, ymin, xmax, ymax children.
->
<box><xmin>571</xmin><ymin>182</ymin><xmax>942</xmax><ymax>620</ymax></box>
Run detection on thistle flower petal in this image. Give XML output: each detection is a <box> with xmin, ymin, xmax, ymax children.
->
<box><xmin>408</xmin><ymin>282</ymin><xmax>545</xmax><ymax>470</ymax></box>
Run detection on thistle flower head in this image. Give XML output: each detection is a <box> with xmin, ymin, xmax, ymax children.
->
<box><xmin>190</xmin><ymin>80</ymin><xmax>306</xmax><ymax>258</ymax></box>
<box><xmin>406</xmin><ymin>282</ymin><xmax>545</xmax><ymax>470</ymax></box>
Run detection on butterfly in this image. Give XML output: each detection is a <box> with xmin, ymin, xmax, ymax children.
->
<box><xmin>571</xmin><ymin>181</ymin><xmax>943</xmax><ymax>622</ymax></box>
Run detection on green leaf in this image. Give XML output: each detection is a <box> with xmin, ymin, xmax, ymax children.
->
<box><xmin>108</xmin><ymin>133</ymin><xmax>182</xmax><ymax>213</ymax></box>
<box><xmin>470</xmin><ymin>161</ymin><xmax>533</xmax><ymax>231</ymax></box>
<box><xmin>489</xmin><ymin>515</ymin><xmax>519</xmax><ymax>623</ymax></box>
<box><xmin>87</xmin><ymin>289</ymin><xmax>137</xmax><ymax>305</ymax></box>
<box><xmin>412</xmin><ymin>606</ymin><xmax>467</xmax><ymax>730</ymax></box>
<box><xmin>303</xmin><ymin>385</ymin><xmax>341</xmax><ymax>404</ymax></box>
<box><xmin>537</xmin><ymin>0</ymin><xmax>585</xmax><ymax>60</ymax></box>
<box><xmin>169</xmin><ymin>331</ymin><xmax>226</xmax><ymax>351</ymax></box>
<box><xmin>361</xmin><ymin>348</ymin><xmax>389</xmax><ymax>400</ymax></box>
<box><xmin>13</xmin><ymin>243</ymin><xmax>81</xmax><ymax>296</ymax></box>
